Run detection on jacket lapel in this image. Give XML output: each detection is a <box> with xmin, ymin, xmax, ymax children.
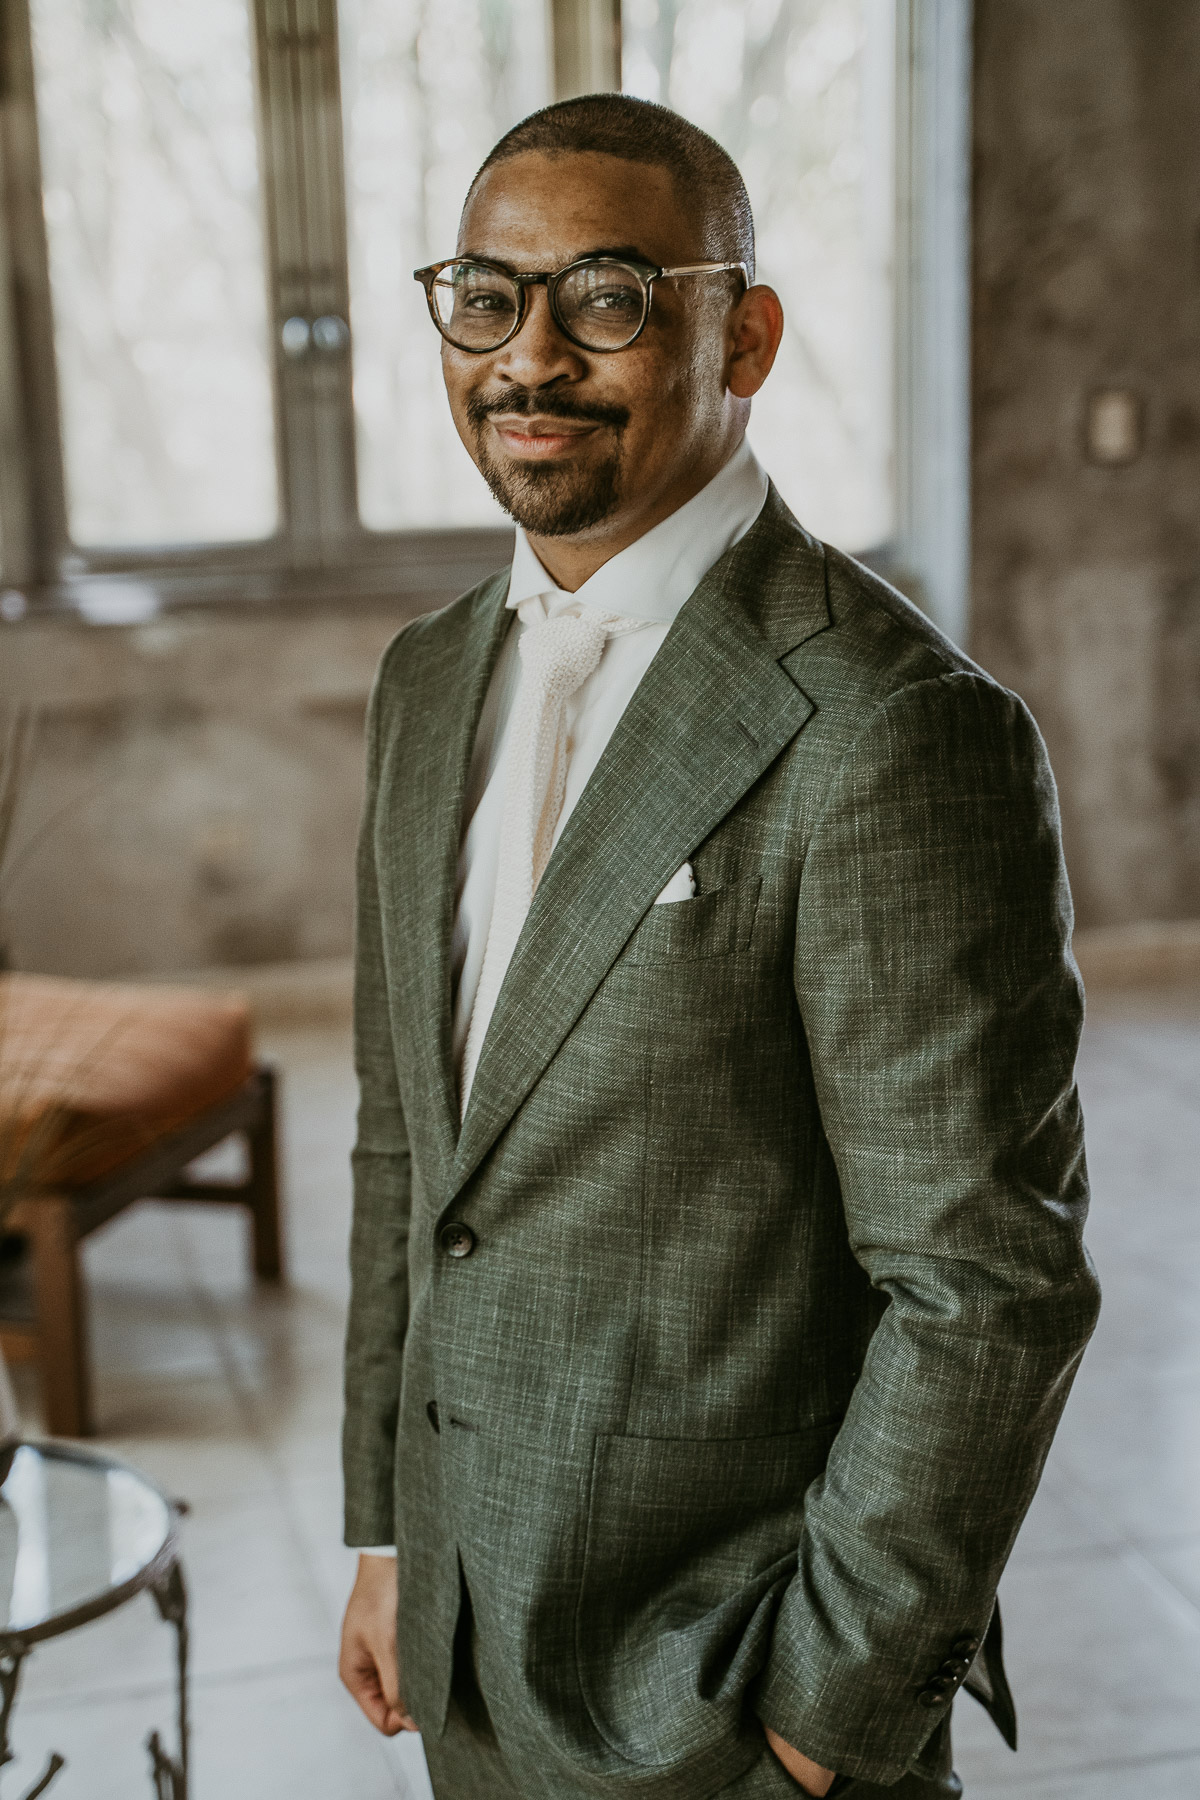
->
<box><xmin>452</xmin><ymin>489</ymin><xmax>831</xmax><ymax>1195</ymax></box>
<box><xmin>386</xmin><ymin>571</ymin><xmax>512</xmax><ymax>1180</ymax></box>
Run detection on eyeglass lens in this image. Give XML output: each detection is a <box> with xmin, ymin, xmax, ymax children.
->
<box><xmin>429</xmin><ymin>261</ymin><xmax>649</xmax><ymax>351</ymax></box>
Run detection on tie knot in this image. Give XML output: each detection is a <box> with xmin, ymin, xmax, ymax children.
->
<box><xmin>517</xmin><ymin>610</ymin><xmax>610</xmax><ymax>700</ymax></box>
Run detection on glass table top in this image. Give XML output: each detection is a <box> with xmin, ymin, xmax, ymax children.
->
<box><xmin>0</xmin><ymin>1442</ymin><xmax>173</xmax><ymax>1636</ymax></box>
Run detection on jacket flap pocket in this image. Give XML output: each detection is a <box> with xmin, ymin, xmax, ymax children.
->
<box><xmin>575</xmin><ymin>1422</ymin><xmax>839</xmax><ymax>1775</ymax></box>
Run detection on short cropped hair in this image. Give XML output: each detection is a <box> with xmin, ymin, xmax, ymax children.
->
<box><xmin>467</xmin><ymin>93</ymin><xmax>755</xmax><ymax>281</ymax></box>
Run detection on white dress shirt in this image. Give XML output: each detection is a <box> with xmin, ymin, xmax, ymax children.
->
<box><xmin>451</xmin><ymin>436</ymin><xmax>770</xmax><ymax>1071</ymax></box>
<box><xmin>353</xmin><ymin>437</ymin><xmax>768</xmax><ymax>1554</ymax></box>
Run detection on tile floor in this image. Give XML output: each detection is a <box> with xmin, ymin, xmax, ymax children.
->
<box><xmin>8</xmin><ymin>990</ymin><xmax>1200</xmax><ymax>1799</ymax></box>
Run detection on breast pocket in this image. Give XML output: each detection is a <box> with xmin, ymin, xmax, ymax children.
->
<box><xmin>622</xmin><ymin>875</ymin><xmax>762</xmax><ymax>967</ymax></box>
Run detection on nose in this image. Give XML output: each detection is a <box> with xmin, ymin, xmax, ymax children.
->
<box><xmin>491</xmin><ymin>282</ymin><xmax>586</xmax><ymax>389</ymax></box>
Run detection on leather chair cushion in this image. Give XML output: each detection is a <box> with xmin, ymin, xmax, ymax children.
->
<box><xmin>0</xmin><ymin>973</ymin><xmax>253</xmax><ymax>1188</ymax></box>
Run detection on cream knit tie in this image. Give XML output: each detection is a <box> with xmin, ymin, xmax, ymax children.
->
<box><xmin>460</xmin><ymin>597</ymin><xmax>639</xmax><ymax>1112</ymax></box>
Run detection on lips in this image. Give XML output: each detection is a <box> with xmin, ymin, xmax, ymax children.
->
<box><xmin>467</xmin><ymin>383</ymin><xmax>630</xmax><ymax>444</ymax></box>
<box><xmin>489</xmin><ymin>417</ymin><xmax>599</xmax><ymax>458</ymax></box>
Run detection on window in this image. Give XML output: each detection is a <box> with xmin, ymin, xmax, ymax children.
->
<box><xmin>0</xmin><ymin>0</ymin><xmax>964</xmax><ymax>627</ymax></box>
<box><xmin>0</xmin><ymin>0</ymin><xmax>533</xmax><ymax>606</ymax></box>
<box><xmin>339</xmin><ymin>0</ymin><xmax>550</xmax><ymax>530</ymax></box>
<box><xmin>29</xmin><ymin>0</ymin><xmax>276</xmax><ymax>547</ymax></box>
<box><xmin>623</xmin><ymin>0</ymin><xmax>895</xmax><ymax>552</ymax></box>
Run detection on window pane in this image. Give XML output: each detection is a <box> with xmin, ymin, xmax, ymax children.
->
<box><xmin>30</xmin><ymin>0</ymin><xmax>276</xmax><ymax>547</ymax></box>
<box><xmin>340</xmin><ymin>0</ymin><xmax>551</xmax><ymax>530</ymax></box>
<box><xmin>623</xmin><ymin>0</ymin><xmax>894</xmax><ymax>550</ymax></box>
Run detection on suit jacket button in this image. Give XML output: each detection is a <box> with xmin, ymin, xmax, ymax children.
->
<box><xmin>426</xmin><ymin>1400</ymin><xmax>440</xmax><ymax>1432</ymax></box>
<box><xmin>440</xmin><ymin>1222</ymin><xmax>476</xmax><ymax>1258</ymax></box>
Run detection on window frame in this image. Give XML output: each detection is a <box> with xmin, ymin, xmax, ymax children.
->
<box><xmin>0</xmin><ymin>0</ymin><xmax>969</xmax><ymax>638</ymax></box>
<box><xmin>0</xmin><ymin>0</ymin><xmax>542</xmax><ymax>616</ymax></box>
<box><xmin>889</xmin><ymin>0</ymin><xmax>973</xmax><ymax>644</ymax></box>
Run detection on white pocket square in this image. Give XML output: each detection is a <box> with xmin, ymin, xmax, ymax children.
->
<box><xmin>654</xmin><ymin>861</ymin><xmax>696</xmax><ymax>905</ymax></box>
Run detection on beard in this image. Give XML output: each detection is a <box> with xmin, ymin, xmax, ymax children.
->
<box><xmin>465</xmin><ymin>385</ymin><xmax>630</xmax><ymax>536</ymax></box>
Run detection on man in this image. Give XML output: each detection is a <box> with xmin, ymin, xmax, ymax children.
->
<box><xmin>339</xmin><ymin>95</ymin><xmax>1099</xmax><ymax>1800</ymax></box>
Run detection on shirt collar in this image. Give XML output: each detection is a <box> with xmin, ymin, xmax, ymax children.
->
<box><xmin>506</xmin><ymin>436</ymin><xmax>769</xmax><ymax>625</ymax></box>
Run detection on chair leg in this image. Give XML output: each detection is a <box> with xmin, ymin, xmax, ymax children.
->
<box><xmin>26</xmin><ymin>1195</ymin><xmax>92</xmax><ymax>1437</ymax></box>
<box><xmin>247</xmin><ymin>1065</ymin><xmax>284</xmax><ymax>1282</ymax></box>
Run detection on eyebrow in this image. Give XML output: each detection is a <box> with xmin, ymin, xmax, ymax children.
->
<box><xmin>579</xmin><ymin>244</ymin><xmax>651</xmax><ymax>263</ymax></box>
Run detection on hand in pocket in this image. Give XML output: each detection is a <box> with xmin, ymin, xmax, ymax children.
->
<box><xmin>764</xmin><ymin>1726</ymin><xmax>837</xmax><ymax>1795</ymax></box>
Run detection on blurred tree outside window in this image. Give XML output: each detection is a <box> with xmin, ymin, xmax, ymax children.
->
<box><xmin>28</xmin><ymin>0</ymin><xmax>277</xmax><ymax>547</ymax></box>
<box><xmin>622</xmin><ymin>0</ymin><xmax>895</xmax><ymax>551</ymax></box>
<box><xmin>339</xmin><ymin>0</ymin><xmax>550</xmax><ymax>530</ymax></box>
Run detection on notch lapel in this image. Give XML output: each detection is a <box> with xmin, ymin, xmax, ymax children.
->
<box><xmin>452</xmin><ymin>490</ymin><xmax>831</xmax><ymax>1195</ymax></box>
<box><xmin>384</xmin><ymin>571</ymin><xmax>512</xmax><ymax>1182</ymax></box>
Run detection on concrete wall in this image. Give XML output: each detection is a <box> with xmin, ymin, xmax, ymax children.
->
<box><xmin>971</xmin><ymin>0</ymin><xmax>1200</xmax><ymax>927</ymax></box>
<box><xmin>0</xmin><ymin>604</ymin><xmax>408</xmax><ymax>977</ymax></box>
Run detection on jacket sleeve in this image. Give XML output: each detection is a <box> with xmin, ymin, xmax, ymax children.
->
<box><xmin>342</xmin><ymin>637</ymin><xmax>413</xmax><ymax>1548</ymax></box>
<box><xmin>754</xmin><ymin>671</ymin><xmax>1100</xmax><ymax>1783</ymax></box>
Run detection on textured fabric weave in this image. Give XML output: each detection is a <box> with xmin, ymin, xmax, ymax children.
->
<box><xmin>425</xmin><ymin>1589</ymin><xmax>961</xmax><ymax>1798</ymax></box>
<box><xmin>343</xmin><ymin>486</ymin><xmax>1099</xmax><ymax>1800</ymax></box>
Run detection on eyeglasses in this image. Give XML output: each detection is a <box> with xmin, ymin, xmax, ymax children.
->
<box><xmin>413</xmin><ymin>255</ymin><xmax>749</xmax><ymax>354</ymax></box>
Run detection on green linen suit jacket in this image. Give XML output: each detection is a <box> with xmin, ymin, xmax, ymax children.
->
<box><xmin>343</xmin><ymin>487</ymin><xmax>1099</xmax><ymax>1797</ymax></box>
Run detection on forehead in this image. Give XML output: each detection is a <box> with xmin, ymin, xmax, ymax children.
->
<box><xmin>457</xmin><ymin>150</ymin><xmax>696</xmax><ymax>268</ymax></box>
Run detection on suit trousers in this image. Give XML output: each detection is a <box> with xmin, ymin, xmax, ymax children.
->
<box><xmin>420</xmin><ymin>1591</ymin><xmax>963</xmax><ymax>1800</ymax></box>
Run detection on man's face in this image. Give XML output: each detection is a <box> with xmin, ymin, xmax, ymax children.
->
<box><xmin>442</xmin><ymin>151</ymin><xmax>737</xmax><ymax>541</ymax></box>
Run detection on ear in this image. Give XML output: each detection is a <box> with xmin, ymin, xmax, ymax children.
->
<box><xmin>725</xmin><ymin>284</ymin><xmax>784</xmax><ymax>400</ymax></box>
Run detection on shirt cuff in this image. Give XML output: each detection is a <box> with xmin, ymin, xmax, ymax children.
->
<box><xmin>351</xmin><ymin>1544</ymin><xmax>397</xmax><ymax>1556</ymax></box>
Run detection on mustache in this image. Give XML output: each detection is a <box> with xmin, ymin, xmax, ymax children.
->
<box><xmin>466</xmin><ymin>386</ymin><xmax>631</xmax><ymax>433</ymax></box>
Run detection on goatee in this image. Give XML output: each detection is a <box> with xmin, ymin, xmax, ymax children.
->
<box><xmin>465</xmin><ymin>386</ymin><xmax>630</xmax><ymax>537</ymax></box>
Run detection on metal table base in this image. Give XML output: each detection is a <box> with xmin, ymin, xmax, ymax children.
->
<box><xmin>0</xmin><ymin>1441</ymin><xmax>190</xmax><ymax>1798</ymax></box>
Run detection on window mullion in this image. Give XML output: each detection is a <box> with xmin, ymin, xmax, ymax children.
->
<box><xmin>892</xmin><ymin>0</ymin><xmax>972</xmax><ymax>642</ymax></box>
<box><xmin>254</xmin><ymin>0</ymin><xmax>357</xmax><ymax>564</ymax></box>
<box><xmin>0</xmin><ymin>146</ymin><xmax>35</xmax><ymax>586</ymax></box>
<box><xmin>550</xmin><ymin>0</ymin><xmax>622</xmax><ymax>100</ymax></box>
<box><xmin>0</xmin><ymin>0</ymin><xmax>67</xmax><ymax>583</ymax></box>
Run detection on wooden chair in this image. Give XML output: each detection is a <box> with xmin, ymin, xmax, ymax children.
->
<box><xmin>0</xmin><ymin>975</ymin><xmax>284</xmax><ymax>1436</ymax></box>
